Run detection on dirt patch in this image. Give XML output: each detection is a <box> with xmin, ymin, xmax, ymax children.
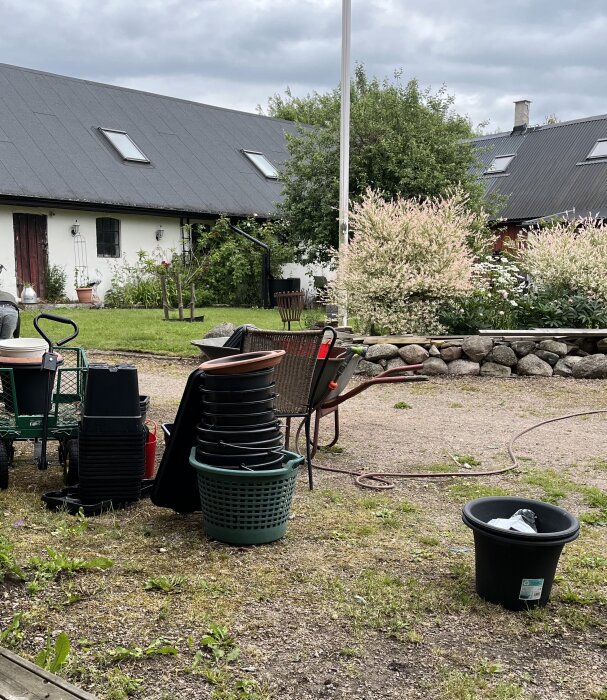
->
<box><xmin>1</xmin><ymin>356</ymin><xmax>606</xmax><ymax>700</ymax></box>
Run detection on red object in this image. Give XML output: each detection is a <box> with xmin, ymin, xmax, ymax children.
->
<box><xmin>328</xmin><ymin>380</ymin><xmax>338</xmax><ymax>391</ymax></box>
<box><xmin>145</xmin><ymin>421</ymin><xmax>157</xmax><ymax>479</ymax></box>
<box><xmin>317</xmin><ymin>342</ymin><xmax>330</xmax><ymax>359</ymax></box>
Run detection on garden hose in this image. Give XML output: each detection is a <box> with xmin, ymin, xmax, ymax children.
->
<box><xmin>306</xmin><ymin>408</ymin><xmax>607</xmax><ymax>490</ymax></box>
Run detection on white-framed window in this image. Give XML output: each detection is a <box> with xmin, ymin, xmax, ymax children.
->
<box><xmin>242</xmin><ymin>150</ymin><xmax>278</xmax><ymax>179</ymax></box>
<box><xmin>99</xmin><ymin>128</ymin><xmax>150</xmax><ymax>163</ymax></box>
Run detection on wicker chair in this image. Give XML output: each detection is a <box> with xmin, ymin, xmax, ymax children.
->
<box><xmin>242</xmin><ymin>327</ymin><xmax>337</xmax><ymax>489</ymax></box>
<box><xmin>274</xmin><ymin>291</ymin><xmax>305</xmax><ymax>330</ymax></box>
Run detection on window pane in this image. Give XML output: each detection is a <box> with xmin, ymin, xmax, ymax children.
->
<box><xmin>588</xmin><ymin>140</ymin><xmax>607</xmax><ymax>159</ymax></box>
<box><xmin>100</xmin><ymin>129</ymin><xmax>150</xmax><ymax>162</ymax></box>
<box><xmin>96</xmin><ymin>218</ymin><xmax>120</xmax><ymax>258</ymax></box>
<box><xmin>243</xmin><ymin>151</ymin><xmax>278</xmax><ymax>178</ymax></box>
<box><xmin>485</xmin><ymin>155</ymin><xmax>514</xmax><ymax>174</ymax></box>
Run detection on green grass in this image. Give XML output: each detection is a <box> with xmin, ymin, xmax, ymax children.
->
<box><xmin>20</xmin><ymin>308</ymin><xmax>284</xmax><ymax>356</ymax></box>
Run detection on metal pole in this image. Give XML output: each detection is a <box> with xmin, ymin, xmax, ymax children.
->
<box><xmin>338</xmin><ymin>0</ymin><xmax>351</xmax><ymax>326</ymax></box>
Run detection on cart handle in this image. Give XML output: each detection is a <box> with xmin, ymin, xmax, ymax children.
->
<box><xmin>34</xmin><ymin>313</ymin><xmax>79</xmax><ymax>348</ymax></box>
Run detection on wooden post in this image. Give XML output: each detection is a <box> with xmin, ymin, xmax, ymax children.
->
<box><xmin>160</xmin><ymin>275</ymin><xmax>169</xmax><ymax>321</ymax></box>
<box><xmin>190</xmin><ymin>282</ymin><xmax>195</xmax><ymax>321</ymax></box>
<box><xmin>175</xmin><ymin>271</ymin><xmax>184</xmax><ymax>321</ymax></box>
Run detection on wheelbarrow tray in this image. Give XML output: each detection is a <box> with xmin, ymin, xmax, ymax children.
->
<box><xmin>191</xmin><ymin>338</ymin><xmax>240</xmax><ymax>360</ymax></box>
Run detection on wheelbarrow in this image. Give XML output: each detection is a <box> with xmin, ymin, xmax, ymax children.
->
<box><xmin>0</xmin><ymin>314</ymin><xmax>87</xmax><ymax>489</ymax></box>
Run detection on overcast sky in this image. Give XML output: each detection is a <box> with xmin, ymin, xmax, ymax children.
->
<box><xmin>2</xmin><ymin>0</ymin><xmax>607</xmax><ymax>132</ymax></box>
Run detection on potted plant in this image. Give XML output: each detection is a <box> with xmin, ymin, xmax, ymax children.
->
<box><xmin>74</xmin><ymin>268</ymin><xmax>93</xmax><ymax>303</ymax></box>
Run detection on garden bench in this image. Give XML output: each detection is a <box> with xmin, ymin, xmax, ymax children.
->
<box><xmin>0</xmin><ymin>646</ymin><xmax>98</xmax><ymax>699</ymax></box>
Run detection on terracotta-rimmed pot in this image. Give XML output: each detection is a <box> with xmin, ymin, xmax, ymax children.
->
<box><xmin>199</xmin><ymin>350</ymin><xmax>285</xmax><ymax>375</ymax></box>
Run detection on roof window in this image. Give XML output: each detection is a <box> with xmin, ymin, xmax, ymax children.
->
<box><xmin>99</xmin><ymin>128</ymin><xmax>150</xmax><ymax>163</ymax></box>
<box><xmin>485</xmin><ymin>154</ymin><xmax>515</xmax><ymax>174</ymax></box>
<box><xmin>586</xmin><ymin>139</ymin><xmax>607</xmax><ymax>160</ymax></box>
<box><xmin>242</xmin><ymin>150</ymin><xmax>278</xmax><ymax>179</ymax></box>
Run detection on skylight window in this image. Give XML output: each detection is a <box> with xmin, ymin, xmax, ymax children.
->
<box><xmin>485</xmin><ymin>154</ymin><xmax>515</xmax><ymax>174</ymax></box>
<box><xmin>587</xmin><ymin>139</ymin><xmax>607</xmax><ymax>160</ymax></box>
<box><xmin>99</xmin><ymin>128</ymin><xmax>150</xmax><ymax>163</ymax></box>
<box><xmin>242</xmin><ymin>150</ymin><xmax>278</xmax><ymax>179</ymax></box>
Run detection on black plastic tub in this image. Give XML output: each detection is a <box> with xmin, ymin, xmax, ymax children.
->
<box><xmin>161</xmin><ymin>423</ymin><xmax>173</xmax><ymax>445</ymax></box>
<box><xmin>194</xmin><ymin>449</ymin><xmax>284</xmax><ymax>471</ymax></box>
<box><xmin>197</xmin><ymin>424</ymin><xmax>282</xmax><ymax>444</ymax></box>
<box><xmin>202</xmin><ymin>368</ymin><xmax>274</xmax><ymax>391</ymax></box>
<box><xmin>197</xmin><ymin>436</ymin><xmax>284</xmax><ymax>455</ymax></box>
<box><xmin>200</xmin><ymin>383</ymin><xmax>276</xmax><ymax>403</ymax></box>
<box><xmin>202</xmin><ymin>396</ymin><xmax>276</xmax><ymax>415</ymax></box>
<box><xmin>201</xmin><ymin>410</ymin><xmax>276</xmax><ymax>427</ymax></box>
<box><xmin>84</xmin><ymin>364</ymin><xmax>140</xmax><ymax>415</ymax></box>
<box><xmin>462</xmin><ymin>496</ymin><xmax>580</xmax><ymax>610</ymax></box>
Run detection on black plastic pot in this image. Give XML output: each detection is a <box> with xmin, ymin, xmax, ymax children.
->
<box><xmin>202</xmin><ymin>368</ymin><xmax>274</xmax><ymax>391</ymax></box>
<box><xmin>197</xmin><ymin>436</ymin><xmax>284</xmax><ymax>455</ymax></box>
<box><xmin>201</xmin><ymin>410</ymin><xmax>276</xmax><ymax>427</ymax></box>
<box><xmin>462</xmin><ymin>496</ymin><xmax>580</xmax><ymax>610</ymax></box>
<box><xmin>200</xmin><ymin>383</ymin><xmax>276</xmax><ymax>403</ymax></box>
<box><xmin>197</xmin><ymin>424</ymin><xmax>282</xmax><ymax>444</ymax></box>
<box><xmin>202</xmin><ymin>396</ymin><xmax>276</xmax><ymax>415</ymax></box>
<box><xmin>194</xmin><ymin>449</ymin><xmax>284</xmax><ymax>471</ymax></box>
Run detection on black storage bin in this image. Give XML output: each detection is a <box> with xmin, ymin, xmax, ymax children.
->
<box><xmin>463</xmin><ymin>496</ymin><xmax>580</xmax><ymax>610</ymax></box>
<box><xmin>139</xmin><ymin>395</ymin><xmax>150</xmax><ymax>422</ymax></box>
<box><xmin>84</xmin><ymin>364</ymin><xmax>140</xmax><ymax>416</ymax></box>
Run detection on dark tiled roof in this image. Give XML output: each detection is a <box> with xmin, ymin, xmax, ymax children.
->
<box><xmin>0</xmin><ymin>63</ymin><xmax>298</xmax><ymax>217</ymax></box>
<box><xmin>471</xmin><ymin>115</ymin><xmax>607</xmax><ymax>221</ymax></box>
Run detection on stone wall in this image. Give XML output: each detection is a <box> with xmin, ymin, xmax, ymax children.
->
<box><xmin>354</xmin><ymin>336</ymin><xmax>607</xmax><ymax>379</ymax></box>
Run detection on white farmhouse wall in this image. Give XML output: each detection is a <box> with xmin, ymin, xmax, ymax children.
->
<box><xmin>280</xmin><ymin>262</ymin><xmax>334</xmax><ymax>295</ymax></box>
<box><xmin>0</xmin><ymin>207</ymin><xmax>17</xmax><ymax>293</ymax></box>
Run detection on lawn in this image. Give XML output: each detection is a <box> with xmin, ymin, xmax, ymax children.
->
<box><xmin>20</xmin><ymin>307</ymin><xmax>289</xmax><ymax>356</ymax></box>
<box><xmin>1</xmin><ymin>363</ymin><xmax>606</xmax><ymax>700</ymax></box>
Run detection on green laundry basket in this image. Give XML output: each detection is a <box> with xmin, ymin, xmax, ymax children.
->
<box><xmin>189</xmin><ymin>448</ymin><xmax>304</xmax><ymax>545</ymax></box>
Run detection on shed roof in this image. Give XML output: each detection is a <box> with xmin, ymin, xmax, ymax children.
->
<box><xmin>471</xmin><ymin>114</ymin><xmax>607</xmax><ymax>221</ymax></box>
<box><xmin>0</xmin><ymin>63</ymin><xmax>299</xmax><ymax>217</ymax></box>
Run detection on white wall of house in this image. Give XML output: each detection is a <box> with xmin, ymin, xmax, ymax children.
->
<box><xmin>280</xmin><ymin>261</ymin><xmax>334</xmax><ymax>297</ymax></box>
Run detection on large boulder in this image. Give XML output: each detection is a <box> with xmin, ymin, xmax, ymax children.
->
<box><xmin>510</xmin><ymin>340</ymin><xmax>536</xmax><ymax>357</ymax></box>
<box><xmin>398</xmin><ymin>344</ymin><xmax>429</xmax><ymax>364</ymax></box>
<box><xmin>448</xmin><ymin>359</ymin><xmax>480</xmax><ymax>376</ymax></box>
<box><xmin>386</xmin><ymin>357</ymin><xmax>408</xmax><ymax>372</ymax></box>
<box><xmin>428</xmin><ymin>344</ymin><xmax>441</xmax><ymax>357</ymax></box>
<box><xmin>421</xmin><ymin>357</ymin><xmax>449</xmax><ymax>375</ymax></box>
<box><xmin>365</xmin><ymin>343</ymin><xmax>399</xmax><ymax>361</ymax></box>
<box><xmin>440</xmin><ymin>345</ymin><xmax>463</xmax><ymax>362</ymax></box>
<box><xmin>538</xmin><ymin>339</ymin><xmax>568</xmax><ymax>357</ymax></box>
<box><xmin>517</xmin><ymin>354</ymin><xmax>553</xmax><ymax>377</ymax></box>
<box><xmin>480</xmin><ymin>362</ymin><xmax>512</xmax><ymax>377</ymax></box>
<box><xmin>486</xmin><ymin>345</ymin><xmax>517</xmax><ymax>367</ymax></box>
<box><xmin>204</xmin><ymin>322</ymin><xmax>235</xmax><ymax>339</ymax></box>
<box><xmin>571</xmin><ymin>354</ymin><xmax>607</xmax><ymax>379</ymax></box>
<box><xmin>554</xmin><ymin>356</ymin><xmax>583</xmax><ymax>377</ymax></box>
<box><xmin>355</xmin><ymin>359</ymin><xmax>384</xmax><ymax>377</ymax></box>
<box><xmin>462</xmin><ymin>336</ymin><xmax>493</xmax><ymax>362</ymax></box>
<box><xmin>534</xmin><ymin>349</ymin><xmax>559</xmax><ymax>366</ymax></box>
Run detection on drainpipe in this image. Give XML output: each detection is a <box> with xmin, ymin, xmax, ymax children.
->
<box><xmin>228</xmin><ymin>223</ymin><xmax>272</xmax><ymax>308</ymax></box>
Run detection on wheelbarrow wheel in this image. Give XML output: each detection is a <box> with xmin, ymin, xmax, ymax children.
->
<box><xmin>64</xmin><ymin>439</ymin><xmax>79</xmax><ymax>486</ymax></box>
<box><xmin>0</xmin><ymin>440</ymin><xmax>10</xmax><ymax>490</ymax></box>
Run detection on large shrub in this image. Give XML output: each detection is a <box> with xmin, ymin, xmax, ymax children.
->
<box><xmin>332</xmin><ymin>189</ymin><xmax>481</xmax><ymax>334</ymax></box>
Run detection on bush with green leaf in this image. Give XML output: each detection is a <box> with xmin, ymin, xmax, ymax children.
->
<box><xmin>45</xmin><ymin>264</ymin><xmax>67</xmax><ymax>302</ymax></box>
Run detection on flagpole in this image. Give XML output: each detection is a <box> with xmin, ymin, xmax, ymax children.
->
<box><xmin>338</xmin><ymin>0</ymin><xmax>351</xmax><ymax>327</ymax></box>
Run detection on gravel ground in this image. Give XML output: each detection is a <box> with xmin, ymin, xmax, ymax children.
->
<box><xmin>1</xmin><ymin>352</ymin><xmax>606</xmax><ymax>700</ymax></box>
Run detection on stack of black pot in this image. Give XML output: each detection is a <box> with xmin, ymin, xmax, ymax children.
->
<box><xmin>78</xmin><ymin>364</ymin><xmax>146</xmax><ymax>503</ymax></box>
<box><xmin>196</xmin><ymin>367</ymin><xmax>284</xmax><ymax>470</ymax></box>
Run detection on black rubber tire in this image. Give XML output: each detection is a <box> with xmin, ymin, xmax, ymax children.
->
<box><xmin>65</xmin><ymin>439</ymin><xmax>79</xmax><ymax>486</ymax></box>
<box><xmin>0</xmin><ymin>440</ymin><xmax>10</xmax><ymax>490</ymax></box>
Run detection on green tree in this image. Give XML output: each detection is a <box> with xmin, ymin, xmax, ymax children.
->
<box><xmin>265</xmin><ymin>65</ymin><xmax>485</xmax><ymax>264</ymax></box>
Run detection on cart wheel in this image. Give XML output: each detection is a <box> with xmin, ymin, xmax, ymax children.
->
<box><xmin>0</xmin><ymin>440</ymin><xmax>10</xmax><ymax>490</ymax></box>
<box><xmin>64</xmin><ymin>439</ymin><xmax>79</xmax><ymax>486</ymax></box>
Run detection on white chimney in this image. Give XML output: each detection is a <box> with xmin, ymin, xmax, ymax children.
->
<box><xmin>513</xmin><ymin>100</ymin><xmax>531</xmax><ymax>132</ymax></box>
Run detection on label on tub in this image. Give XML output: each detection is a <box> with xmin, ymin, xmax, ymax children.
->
<box><xmin>519</xmin><ymin>578</ymin><xmax>544</xmax><ymax>601</ymax></box>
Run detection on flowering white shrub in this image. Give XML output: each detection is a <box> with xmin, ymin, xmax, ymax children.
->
<box><xmin>518</xmin><ymin>218</ymin><xmax>607</xmax><ymax>301</ymax></box>
<box><xmin>332</xmin><ymin>189</ymin><xmax>479</xmax><ymax>334</ymax></box>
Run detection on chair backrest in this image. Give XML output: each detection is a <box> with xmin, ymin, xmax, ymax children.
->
<box><xmin>274</xmin><ymin>291</ymin><xmax>305</xmax><ymax>324</ymax></box>
<box><xmin>242</xmin><ymin>328</ymin><xmax>325</xmax><ymax>416</ymax></box>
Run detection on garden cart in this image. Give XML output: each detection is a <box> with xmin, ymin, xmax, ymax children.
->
<box><xmin>0</xmin><ymin>313</ymin><xmax>88</xmax><ymax>489</ymax></box>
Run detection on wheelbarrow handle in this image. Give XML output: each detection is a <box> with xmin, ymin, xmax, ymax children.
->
<box><xmin>34</xmin><ymin>313</ymin><xmax>79</xmax><ymax>348</ymax></box>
